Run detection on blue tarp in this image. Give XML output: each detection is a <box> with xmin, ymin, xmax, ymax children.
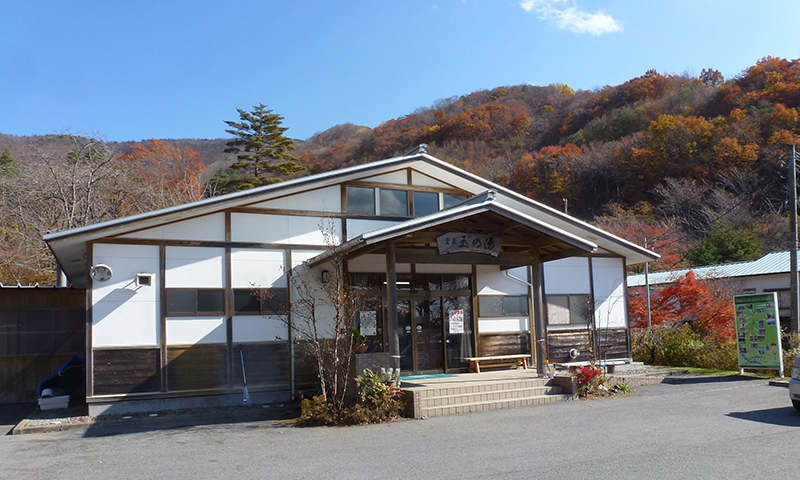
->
<box><xmin>36</xmin><ymin>353</ymin><xmax>85</xmax><ymax>398</ymax></box>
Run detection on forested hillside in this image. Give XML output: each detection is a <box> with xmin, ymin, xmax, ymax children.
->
<box><xmin>2</xmin><ymin>56</ymin><xmax>799</xmax><ymax>284</ymax></box>
<box><xmin>297</xmin><ymin>57</ymin><xmax>800</xmax><ymax>273</ymax></box>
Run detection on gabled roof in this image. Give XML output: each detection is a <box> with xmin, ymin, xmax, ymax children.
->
<box><xmin>306</xmin><ymin>190</ymin><xmax>597</xmax><ymax>268</ymax></box>
<box><xmin>627</xmin><ymin>250</ymin><xmax>797</xmax><ymax>287</ymax></box>
<box><xmin>45</xmin><ymin>148</ymin><xmax>658</xmax><ymax>287</ymax></box>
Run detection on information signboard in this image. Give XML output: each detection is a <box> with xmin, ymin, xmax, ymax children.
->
<box><xmin>734</xmin><ymin>292</ymin><xmax>783</xmax><ymax>375</ymax></box>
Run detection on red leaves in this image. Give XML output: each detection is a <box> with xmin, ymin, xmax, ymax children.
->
<box><xmin>629</xmin><ymin>271</ymin><xmax>735</xmax><ymax>342</ymax></box>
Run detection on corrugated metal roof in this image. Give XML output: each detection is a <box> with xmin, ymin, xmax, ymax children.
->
<box><xmin>627</xmin><ymin>250</ymin><xmax>798</xmax><ymax>287</ymax></box>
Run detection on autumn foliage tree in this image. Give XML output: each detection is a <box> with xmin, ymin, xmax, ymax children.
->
<box><xmin>629</xmin><ymin>271</ymin><xmax>735</xmax><ymax>342</ymax></box>
<box><xmin>119</xmin><ymin>139</ymin><xmax>206</xmax><ymax>214</ymax></box>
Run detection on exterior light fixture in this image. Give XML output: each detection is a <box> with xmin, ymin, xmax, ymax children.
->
<box><xmin>321</xmin><ymin>270</ymin><xmax>330</xmax><ymax>284</ymax></box>
<box><xmin>90</xmin><ymin>264</ymin><xmax>113</xmax><ymax>282</ymax></box>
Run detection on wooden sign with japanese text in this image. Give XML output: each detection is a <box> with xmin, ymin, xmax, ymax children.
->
<box><xmin>437</xmin><ymin>233</ymin><xmax>502</xmax><ymax>257</ymax></box>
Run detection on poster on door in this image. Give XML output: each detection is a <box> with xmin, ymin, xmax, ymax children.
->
<box><xmin>734</xmin><ymin>292</ymin><xmax>783</xmax><ymax>374</ymax></box>
<box><xmin>448</xmin><ymin>309</ymin><xmax>464</xmax><ymax>334</ymax></box>
<box><xmin>359</xmin><ymin>310</ymin><xmax>377</xmax><ymax>336</ymax></box>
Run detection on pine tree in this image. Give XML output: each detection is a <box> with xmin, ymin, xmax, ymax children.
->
<box><xmin>0</xmin><ymin>146</ymin><xmax>18</xmax><ymax>176</ymax></box>
<box><xmin>223</xmin><ymin>104</ymin><xmax>303</xmax><ymax>191</ymax></box>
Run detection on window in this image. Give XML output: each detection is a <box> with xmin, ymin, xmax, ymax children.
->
<box><xmin>233</xmin><ymin>288</ymin><xmax>288</xmax><ymax>315</ymax></box>
<box><xmin>443</xmin><ymin>193</ymin><xmax>468</xmax><ymax>208</ymax></box>
<box><xmin>346</xmin><ymin>186</ymin><xmax>375</xmax><ymax>214</ymax></box>
<box><xmin>546</xmin><ymin>294</ymin><xmax>591</xmax><ymax>325</ymax></box>
<box><xmin>346</xmin><ymin>184</ymin><xmax>471</xmax><ymax>216</ymax></box>
<box><xmin>478</xmin><ymin>295</ymin><xmax>529</xmax><ymax>317</ymax></box>
<box><xmin>167</xmin><ymin>289</ymin><xmax>224</xmax><ymax>316</ymax></box>
<box><xmin>380</xmin><ymin>188</ymin><xmax>408</xmax><ymax>216</ymax></box>
<box><xmin>413</xmin><ymin>191</ymin><xmax>439</xmax><ymax>217</ymax></box>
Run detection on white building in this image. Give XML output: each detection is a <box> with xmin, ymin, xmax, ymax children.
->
<box><xmin>45</xmin><ymin>147</ymin><xmax>657</xmax><ymax>415</ymax></box>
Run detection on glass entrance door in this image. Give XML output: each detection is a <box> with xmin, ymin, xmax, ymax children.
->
<box><xmin>396</xmin><ymin>294</ymin><xmax>472</xmax><ymax>374</ymax></box>
<box><xmin>414</xmin><ymin>298</ymin><xmax>444</xmax><ymax>372</ymax></box>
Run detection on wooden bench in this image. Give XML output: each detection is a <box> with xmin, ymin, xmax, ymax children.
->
<box><xmin>465</xmin><ymin>354</ymin><xmax>530</xmax><ymax>373</ymax></box>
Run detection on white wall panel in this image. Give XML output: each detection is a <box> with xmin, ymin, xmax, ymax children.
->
<box><xmin>544</xmin><ymin>257</ymin><xmax>591</xmax><ymax>294</ymax></box>
<box><xmin>165</xmin><ymin>246</ymin><xmax>225</xmax><ymax>288</ymax></box>
<box><xmin>92</xmin><ymin>244</ymin><xmax>160</xmax><ymax>347</ymax></box>
<box><xmin>233</xmin><ymin>315</ymin><xmax>289</xmax><ymax>342</ymax></box>
<box><xmin>361</xmin><ymin>171</ymin><xmax>408</xmax><ymax>185</ymax></box>
<box><xmin>476</xmin><ymin>265</ymin><xmax>528</xmax><ymax>295</ymax></box>
<box><xmin>92</xmin><ymin>300</ymin><xmax>160</xmax><ymax>347</ymax></box>
<box><xmin>478</xmin><ymin>316</ymin><xmax>529</xmax><ymax>333</ymax></box>
<box><xmin>120</xmin><ymin>213</ymin><xmax>225</xmax><ymax>241</ymax></box>
<box><xmin>166</xmin><ymin>316</ymin><xmax>226</xmax><ymax>345</ymax></box>
<box><xmin>290</xmin><ymin>250</ymin><xmax>326</xmax><ymax>268</ymax></box>
<box><xmin>231</xmin><ymin>249</ymin><xmax>286</xmax><ymax>288</ymax></box>
<box><xmin>410</xmin><ymin>170</ymin><xmax>455</xmax><ymax>189</ymax></box>
<box><xmin>248</xmin><ymin>186</ymin><xmax>341</xmax><ymax>212</ymax></box>
<box><xmin>231</xmin><ymin>212</ymin><xmax>341</xmax><ymax>245</ymax></box>
<box><xmin>592</xmin><ymin>257</ymin><xmax>627</xmax><ymax>328</ymax></box>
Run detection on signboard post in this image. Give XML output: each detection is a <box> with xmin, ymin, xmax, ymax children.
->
<box><xmin>734</xmin><ymin>292</ymin><xmax>783</xmax><ymax>377</ymax></box>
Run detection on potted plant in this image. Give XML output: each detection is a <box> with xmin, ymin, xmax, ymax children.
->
<box><xmin>351</xmin><ymin>328</ymin><xmax>368</xmax><ymax>353</ymax></box>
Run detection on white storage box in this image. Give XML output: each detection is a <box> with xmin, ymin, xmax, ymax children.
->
<box><xmin>39</xmin><ymin>395</ymin><xmax>70</xmax><ymax>411</ymax></box>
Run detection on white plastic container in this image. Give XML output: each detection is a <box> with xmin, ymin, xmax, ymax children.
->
<box><xmin>39</xmin><ymin>395</ymin><xmax>70</xmax><ymax>411</ymax></box>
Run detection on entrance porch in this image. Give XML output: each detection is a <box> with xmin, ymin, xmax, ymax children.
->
<box><xmin>399</xmin><ymin>369</ymin><xmax>577</xmax><ymax>418</ymax></box>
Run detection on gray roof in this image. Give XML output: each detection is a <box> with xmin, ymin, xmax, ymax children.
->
<box><xmin>44</xmin><ymin>149</ymin><xmax>657</xmax><ymax>287</ymax></box>
<box><xmin>305</xmin><ymin>190</ymin><xmax>598</xmax><ymax>268</ymax></box>
<box><xmin>627</xmin><ymin>250</ymin><xmax>798</xmax><ymax>287</ymax></box>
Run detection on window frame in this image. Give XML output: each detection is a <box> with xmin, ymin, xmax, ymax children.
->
<box><xmin>478</xmin><ymin>295</ymin><xmax>530</xmax><ymax>317</ymax></box>
<box><xmin>166</xmin><ymin>288</ymin><xmax>225</xmax><ymax>316</ymax></box>
<box><xmin>233</xmin><ymin>288</ymin><xmax>289</xmax><ymax>316</ymax></box>
<box><xmin>545</xmin><ymin>294</ymin><xmax>592</xmax><ymax>325</ymax></box>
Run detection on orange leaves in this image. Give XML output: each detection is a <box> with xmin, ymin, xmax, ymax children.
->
<box><xmin>511</xmin><ymin>144</ymin><xmax>582</xmax><ymax>205</ymax></box>
<box><xmin>713</xmin><ymin>137</ymin><xmax>759</xmax><ymax>171</ymax></box>
<box><xmin>629</xmin><ymin>271</ymin><xmax>735</xmax><ymax>342</ymax></box>
<box><xmin>119</xmin><ymin>139</ymin><xmax>206</xmax><ymax>211</ymax></box>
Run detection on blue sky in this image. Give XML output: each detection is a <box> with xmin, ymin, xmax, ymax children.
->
<box><xmin>2</xmin><ymin>1</ymin><xmax>799</xmax><ymax>142</ymax></box>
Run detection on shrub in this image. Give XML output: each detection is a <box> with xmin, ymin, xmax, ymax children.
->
<box><xmin>298</xmin><ymin>369</ymin><xmax>404</xmax><ymax>426</ymax></box>
<box><xmin>568</xmin><ymin>364</ymin><xmax>633</xmax><ymax>398</ymax></box>
<box><xmin>632</xmin><ymin>324</ymin><xmax>749</xmax><ymax>371</ymax></box>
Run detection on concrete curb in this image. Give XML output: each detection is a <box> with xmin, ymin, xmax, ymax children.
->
<box><xmin>12</xmin><ymin>403</ymin><xmax>300</xmax><ymax>435</ymax></box>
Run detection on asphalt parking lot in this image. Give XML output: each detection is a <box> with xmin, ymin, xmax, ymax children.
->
<box><xmin>1</xmin><ymin>375</ymin><xmax>798</xmax><ymax>479</ymax></box>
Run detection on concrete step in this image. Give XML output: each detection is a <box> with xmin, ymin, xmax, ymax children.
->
<box><xmin>418</xmin><ymin>385</ymin><xmax>563</xmax><ymax>409</ymax></box>
<box><xmin>402</xmin><ymin>375</ymin><xmax>575</xmax><ymax>418</ymax></box>
<box><xmin>409</xmin><ymin>377</ymin><xmax>553</xmax><ymax>398</ymax></box>
<box><xmin>419</xmin><ymin>393</ymin><xmax>574</xmax><ymax>418</ymax></box>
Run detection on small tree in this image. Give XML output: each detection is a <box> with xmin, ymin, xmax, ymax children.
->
<box><xmin>223</xmin><ymin>103</ymin><xmax>304</xmax><ymax>191</ymax></box>
<box><xmin>283</xmin><ymin>218</ymin><xmax>370</xmax><ymax>415</ymax></box>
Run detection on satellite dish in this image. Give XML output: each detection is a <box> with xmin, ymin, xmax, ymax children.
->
<box><xmin>90</xmin><ymin>264</ymin><xmax>113</xmax><ymax>282</ymax></box>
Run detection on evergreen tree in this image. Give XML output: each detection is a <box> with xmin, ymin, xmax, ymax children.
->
<box><xmin>223</xmin><ymin>104</ymin><xmax>303</xmax><ymax>191</ymax></box>
<box><xmin>0</xmin><ymin>146</ymin><xmax>18</xmax><ymax>176</ymax></box>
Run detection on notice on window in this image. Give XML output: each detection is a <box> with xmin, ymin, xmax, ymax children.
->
<box><xmin>448</xmin><ymin>309</ymin><xmax>464</xmax><ymax>334</ymax></box>
<box><xmin>734</xmin><ymin>293</ymin><xmax>783</xmax><ymax>373</ymax></box>
<box><xmin>359</xmin><ymin>310</ymin><xmax>377</xmax><ymax>336</ymax></box>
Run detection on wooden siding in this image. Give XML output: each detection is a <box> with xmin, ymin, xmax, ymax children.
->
<box><xmin>478</xmin><ymin>333</ymin><xmax>531</xmax><ymax>357</ymax></box>
<box><xmin>93</xmin><ymin>348</ymin><xmax>161</xmax><ymax>396</ymax></box>
<box><xmin>0</xmin><ymin>289</ymin><xmax>86</xmax><ymax>403</ymax></box>
<box><xmin>547</xmin><ymin>329</ymin><xmax>592</xmax><ymax>363</ymax></box>
<box><xmin>166</xmin><ymin>344</ymin><xmax>228</xmax><ymax>391</ymax></box>
<box><xmin>233</xmin><ymin>342</ymin><xmax>291</xmax><ymax>389</ymax></box>
<box><xmin>596</xmin><ymin>328</ymin><xmax>629</xmax><ymax>360</ymax></box>
<box><xmin>547</xmin><ymin>327</ymin><xmax>629</xmax><ymax>363</ymax></box>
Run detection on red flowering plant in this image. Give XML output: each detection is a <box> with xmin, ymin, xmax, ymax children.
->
<box><xmin>569</xmin><ymin>365</ymin><xmax>606</xmax><ymax>397</ymax></box>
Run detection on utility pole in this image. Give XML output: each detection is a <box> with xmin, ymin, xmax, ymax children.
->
<box><xmin>791</xmin><ymin>145</ymin><xmax>800</xmax><ymax>333</ymax></box>
<box><xmin>644</xmin><ymin>238</ymin><xmax>652</xmax><ymax>328</ymax></box>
